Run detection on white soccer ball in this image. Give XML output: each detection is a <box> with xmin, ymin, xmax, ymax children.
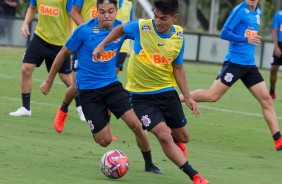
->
<box><xmin>100</xmin><ymin>150</ymin><xmax>129</xmax><ymax>179</ymax></box>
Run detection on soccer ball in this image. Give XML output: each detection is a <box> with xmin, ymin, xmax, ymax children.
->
<box><xmin>100</xmin><ymin>150</ymin><xmax>129</xmax><ymax>179</ymax></box>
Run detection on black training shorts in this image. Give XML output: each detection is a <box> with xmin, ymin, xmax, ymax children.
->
<box><xmin>216</xmin><ymin>61</ymin><xmax>264</xmax><ymax>88</ymax></box>
<box><xmin>79</xmin><ymin>81</ymin><xmax>132</xmax><ymax>133</ymax></box>
<box><xmin>23</xmin><ymin>35</ymin><xmax>71</xmax><ymax>74</ymax></box>
<box><xmin>130</xmin><ymin>90</ymin><xmax>187</xmax><ymax>131</ymax></box>
<box><xmin>271</xmin><ymin>42</ymin><xmax>282</xmax><ymax>65</ymax></box>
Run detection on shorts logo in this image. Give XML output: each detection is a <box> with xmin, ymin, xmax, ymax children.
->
<box><xmin>39</xmin><ymin>5</ymin><xmax>59</xmax><ymax>17</ymax></box>
<box><xmin>224</xmin><ymin>72</ymin><xmax>234</xmax><ymax>83</ymax></box>
<box><xmin>142</xmin><ymin>24</ymin><xmax>150</xmax><ymax>32</ymax></box>
<box><xmin>141</xmin><ymin>115</ymin><xmax>151</xmax><ymax>127</ymax></box>
<box><xmin>87</xmin><ymin>120</ymin><xmax>94</xmax><ymax>131</ymax></box>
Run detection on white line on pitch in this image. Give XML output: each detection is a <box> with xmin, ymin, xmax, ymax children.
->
<box><xmin>2</xmin><ymin>96</ymin><xmax>282</xmax><ymax>120</ymax></box>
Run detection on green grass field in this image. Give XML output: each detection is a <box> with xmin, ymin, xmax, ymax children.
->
<box><xmin>0</xmin><ymin>46</ymin><xmax>281</xmax><ymax>184</ymax></box>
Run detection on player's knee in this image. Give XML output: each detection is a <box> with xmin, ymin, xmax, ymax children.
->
<box><xmin>96</xmin><ymin>138</ymin><xmax>112</xmax><ymax>147</ymax></box>
<box><xmin>21</xmin><ymin>65</ymin><xmax>33</xmax><ymax>76</ymax></box>
<box><xmin>157</xmin><ymin>133</ymin><xmax>172</xmax><ymax>145</ymax></box>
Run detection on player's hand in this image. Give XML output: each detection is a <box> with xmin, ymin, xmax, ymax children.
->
<box><xmin>92</xmin><ymin>45</ymin><xmax>104</xmax><ymax>61</ymax></box>
<box><xmin>274</xmin><ymin>46</ymin><xmax>282</xmax><ymax>57</ymax></box>
<box><xmin>20</xmin><ymin>24</ymin><xmax>30</xmax><ymax>39</ymax></box>
<box><xmin>184</xmin><ymin>97</ymin><xmax>201</xmax><ymax>116</ymax></box>
<box><xmin>248</xmin><ymin>35</ymin><xmax>261</xmax><ymax>46</ymax></box>
<box><xmin>40</xmin><ymin>81</ymin><xmax>51</xmax><ymax>95</ymax></box>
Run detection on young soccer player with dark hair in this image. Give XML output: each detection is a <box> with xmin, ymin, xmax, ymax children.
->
<box><xmin>40</xmin><ymin>0</ymin><xmax>163</xmax><ymax>175</ymax></box>
<box><xmin>93</xmin><ymin>0</ymin><xmax>209</xmax><ymax>183</ymax></box>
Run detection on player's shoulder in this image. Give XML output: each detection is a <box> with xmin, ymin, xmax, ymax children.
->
<box><xmin>114</xmin><ymin>19</ymin><xmax>123</xmax><ymax>27</ymax></box>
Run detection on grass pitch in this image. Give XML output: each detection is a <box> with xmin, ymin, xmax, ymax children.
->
<box><xmin>0</xmin><ymin>46</ymin><xmax>281</xmax><ymax>184</ymax></box>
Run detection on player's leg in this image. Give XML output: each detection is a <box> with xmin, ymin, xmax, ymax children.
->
<box><xmin>9</xmin><ymin>36</ymin><xmax>45</xmax><ymax>116</ymax></box>
<box><xmin>79</xmin><ymin>88</ymin><xmax>113</xmax><ymax>147</ymax></box>
<box><xmin>150</xmin><ymin>122</ymin><xmax>209</xmax><ymax>183</ymax></box>
<box><xmin>248</xmin><ymin>80</ymin><xmax>282</xmax><ymax>151</ymax></box>
<box><xmin>190</xmin><ymin>79</ymin><xmax>229</xmax><ymax>102</ymax></box>
<box><xmin>269</xmin><ymin>61</ymin><xmax>280</xmax><ymax>99</ymax></box>
<box><xmin>107</xmin><ymin>82</ymin><xmax>162</xmax><ymax>174</ymax></box>
<box><xmin>190</xmin><ymin>62</ymin><xmax>244</xmax><ymax>103</ymax></box>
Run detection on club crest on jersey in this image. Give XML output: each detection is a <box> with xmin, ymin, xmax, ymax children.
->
<box><xmin>142</xmin><ymin>24</ymin><xmax>151</xmax><ymax>32</ymax></box>
<box><xmin>141</xmin><ymin>115</ymin><xmax>151</xmax><ymax>127</ymax></box>
<box><xmin>92</xmin><ymin>27</ymin><xmax>100</xmax><ymax>33</ymax></box>
<box><xmin>224</xmin><ymin>73</ymin><xmax>234</xmax><ymax>83</ymax></box>
<box><xmin>176</xmin><ymin>31</ymin><xmax>183</xmax><ymax>39</ymax></box>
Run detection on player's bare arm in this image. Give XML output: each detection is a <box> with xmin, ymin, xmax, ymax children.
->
<box><xmin>172</xmin><ymin>64</ymin><xmax>200</xmax><ymax>116</ymax></box>
<box><xmin>20</xmin><ymin>5</ymin><xmax>37</xmax><ymax>39</ymax></box>
<box><xmin>93</xmin><ymin>25</ymin><xmax>125</xmax><ymax>61</ymax></box>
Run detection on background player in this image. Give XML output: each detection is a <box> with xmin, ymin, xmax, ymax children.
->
<box><xmin>9</xmin><ymin>0</ymin><xmax>72</xmax><ymax>117</ymax></box>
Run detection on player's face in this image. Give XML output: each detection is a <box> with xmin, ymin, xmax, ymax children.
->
<box><xmin>97</xmin><ymin>3</ymin><xmax>117</xmax><ymax>30</ymax></box>
<box><xmin>153</xmin><ymin>9</ymin><xmax>179</xmax><ymax>34</ymax></box>
<box><xmin>246</xmin><ymin>0</ymin><xmax>259</xmax><ymax>10</ymax></box>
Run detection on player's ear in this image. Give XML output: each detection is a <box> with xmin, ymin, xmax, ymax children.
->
<box><xmin>173</xmin><ymin>13</ymin><xmax>179</xmax><ymax>21</ymax></box>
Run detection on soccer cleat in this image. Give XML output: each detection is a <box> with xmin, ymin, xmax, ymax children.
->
<box><xmin>193</xmin><ymin>174</ymin><xmax>209</xmax><ymax>184</ymax></box>
<box><xmin>54</xmin><ymin>107</ymin><xmax>68</xmax><ymax>133</ymax></box>
<box><xmin>111</xmin><ymin>134</ymin><xmax>117</xmax><ymax>140</ymax></box>
<box><xmin>76</xmin><ymin>106</ymin><xmax>86</xmax><ymax>121</ymax></box>
<box><xmin>145</xmin><ymin>164</ymin><xmax>164</xmax><ymax>174</ymax></box>
<box><xmin>274</xmin><ymin>137</ymin><xmax>282</xmax><ymax>151</ymax></box>
<box><xmin>176</xmin><ymin>142</ymin><xmax>188</xmax><ymax>157</ymax></box>
<box><xmin>269</xmin><ymin>93</ymin><xmax>276</xmax><ymax>99</ymax></box>
<box><xmin>9</xmin><ymin>107</ymin><xmax>31</xmax><ymax>116</ymax></box>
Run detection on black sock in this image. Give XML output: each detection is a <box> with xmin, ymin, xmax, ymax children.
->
<box><xmin>270</xmin><ymin>87</ymin><xmax>275</xmax><ymax>94</ymax></box>
<box><xmin>61</xmin><ymin>101</ymin><xmax>69</xmax><ymax>113</ymax></box>
<box><xmin>74</xmin><ymin>96</ymin><xmax>80</xmax><ymax>107</ymax></box>
<box><xmin>180</xmin><ymin>161</ymin><xmax>198</xmax><ymax>180</ymax></box>
<box><xmin>273</xmin><ymin>131</ymin><xmax>281</xmax><ymax>141</ymax></box>
<box><xmin>22</xmin><ymin>93</ymin><xmax>31</xmax><ymax>110</ymax></box>
<box><xmin>141</xmin><ymin>150</ymin><xmax>153</xmax><ymax>166</ymax></box>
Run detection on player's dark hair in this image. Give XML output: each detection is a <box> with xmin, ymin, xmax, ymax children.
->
<box><xmin>97</xmin><ymin>0</ymin><xmax>118</xmax><ymax>7</ymax></box>
<box><xmin>153</xmin><ymin>0</ymin><xmax>179</xmax><ymax>15</ymax></box>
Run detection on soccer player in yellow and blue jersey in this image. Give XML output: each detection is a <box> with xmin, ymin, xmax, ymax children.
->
<box><xmin>40</xmin><ymin>0</ymin><xmax>163</xmax><ymax>175</ymax></box>
<box><xmin>93</xmin><ymin>0</ymin><xmax>209</xmax><ymax>183</ymax></box>
<box><xmin>9</xmin><ymin>0</ymin><xmax>72</xmax><ymax>117</ymax></box>
<box><xmin>183</xmin><ymin>0</ymin><xmax>282</xmax><ymax>151</ymax></box>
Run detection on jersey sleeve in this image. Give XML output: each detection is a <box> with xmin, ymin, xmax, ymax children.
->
<box><xmin>124</xmin><ymin>20</ymin><xmax>139</xmax><ymax>36</ymax></box>
<box><xmin>223</xmin><ymin>7</ymin><xmax>242</xmax><ymax>31</ymax></box>
<box><xmin>30</xmin><ymin>0</ymin><xmax>36</xmax><ymax>6</ymax></box>
<box><xmin>272</xmin><ymin>12</ymin><xmax>280</xmax><ymax>29</ymax></box>
<box><xmin>72</xmin><ymin>0</ymin><xmax>84</xmax><ymax>8</ymax></box>
<box><xmin>65</xmin><ymin>26</ymin><xmax>85</xmax><ymax>51</ymax></box>
<box><xmin>66</xmin><ymin>0</ymin><xmax>72</xmax><ymax>12</ymax></box>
